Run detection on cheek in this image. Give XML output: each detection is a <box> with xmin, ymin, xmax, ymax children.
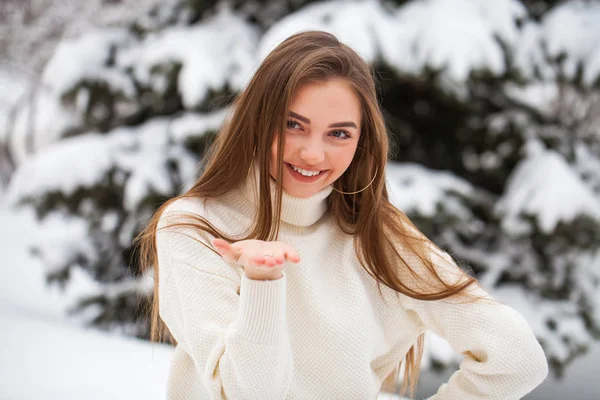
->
<box><xmin>270</xmin><ymin>141</ymin><xmax>277</xmax><ymax>162</ymax></box>
<box><xmin>272</xmin><ymin>135</ymin><xmax>297</xmax><ymax>163</ymax></box>
<box><xmin>269</xmin><ymin>136</ymin><xmax>288</xmax><ymax>177</ymax></box>
<box><xmin>333</xmin><ymin>147</ymin><xmax>357</xmax><ymax>170</ymax></box>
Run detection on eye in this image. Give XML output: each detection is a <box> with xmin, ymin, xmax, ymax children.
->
<box><xmin>330</xmin><ymin>130</ymin><xmax>351</xmax><ymax>140</ymax></box>
<box><xmin>286</xmin><ymin>120</ymin><xmax>302</xmax><ymax>130</ymax></box>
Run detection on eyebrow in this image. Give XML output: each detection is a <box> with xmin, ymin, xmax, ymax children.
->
<box><xmin>289</xmin><ymin>111</ymin><xmax>358</xmax><ymax>129</ymax></box>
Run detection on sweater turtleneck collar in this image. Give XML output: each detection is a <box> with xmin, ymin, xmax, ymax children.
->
<box><xmin>239</xmin><ymin>161</ymin><xmax>333</xmax><ymax>227</ymax></box>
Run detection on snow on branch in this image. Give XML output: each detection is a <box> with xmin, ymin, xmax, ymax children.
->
<box><xmin>496</xmin><ymin>145</ymin><xmax>600</xmax><ymax>235</ymax></box>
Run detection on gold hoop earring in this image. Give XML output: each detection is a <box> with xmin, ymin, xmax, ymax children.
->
<box><xmin>330</xmin><ymin>147</ymin><xmax>379</xmax><ymax>195</ymax></box>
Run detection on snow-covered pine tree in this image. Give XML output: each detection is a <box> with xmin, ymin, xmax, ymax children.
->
<box><xmin>375</xmin><ymin>0</ymin><xmax>600</xmax><ymax>377</ymax></box>
<box><xmin>2</xmin><ymin>0</ymin><xmax>327</xmax><ymax>337</ymax></box>
<box><xmin>3</xmin><ymin>0</ymin><xmax>600</xmax><ymax>381</ymax></box>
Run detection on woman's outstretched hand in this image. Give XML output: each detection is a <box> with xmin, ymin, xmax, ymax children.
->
<box><xmin>211</xmin><ymin>238</ymin><xmax>301</xmax><ymax>280</ymax></box>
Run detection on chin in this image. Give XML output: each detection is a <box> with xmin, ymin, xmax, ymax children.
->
<box><xmin>283</xmin><ymin>179</ymin><xmax>329</xmax><ymax>198</ymax></box>
<box><xmin>283</xmin><ymin>186</ymin><xmax>321</xmax><ymax>198</ymax></box>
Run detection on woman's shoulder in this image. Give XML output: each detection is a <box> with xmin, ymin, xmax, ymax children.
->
<box><xmin>158</xmin><ymin>196</ymin><xmax>208</xmax><ymax>229</ymax></box>
<box><xmin>157</xmin><ymin>191</ymin><xmax>252</xmax><ymax>238</ymax></box>
<box><xmin>155</xmin><ymin>196</ymin><xmax>245</xmax><ymax>283</ymax></box>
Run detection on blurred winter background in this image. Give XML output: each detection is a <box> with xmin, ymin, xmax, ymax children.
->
<box><xmin>1</xmin><ymin>0</ymin><xmax>599</xmax><ymax>399</ymax></box>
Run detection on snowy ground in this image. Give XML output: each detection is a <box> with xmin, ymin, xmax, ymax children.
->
<box><xmin>0</xmin><ymin>306</ymin><xmax>407</xmax><ymax>400</ymax></box>
<box><xmin>0</xmin><ymin>301</ymin><xmax>173</xmax><ymax>400</ymax></box>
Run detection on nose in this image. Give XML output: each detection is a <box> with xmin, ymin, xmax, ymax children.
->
<box><xmin>299</xmin><ymin>137</ymin><xmax>325</xmax><ymax>165</ymax></box>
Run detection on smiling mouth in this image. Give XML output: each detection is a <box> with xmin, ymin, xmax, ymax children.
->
<box><xmin>286</xmin><ymin>162</ymin><xmax>327</xmax><ymax>175</ymax></box>
<box><xmin>285</xmin><ymin>162</ymin><xmax>329</xmax><ymax>181</ymax></box>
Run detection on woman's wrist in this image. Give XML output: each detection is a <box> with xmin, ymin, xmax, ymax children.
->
<box><xmin>244</xmin><ymin>270</ymin><xmax>284</xmax><ymax>281</ymax></box>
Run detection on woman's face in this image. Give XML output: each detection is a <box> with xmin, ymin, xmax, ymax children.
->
<box><xmin>270</xmin><ymin>78</ymin><xmax>361</xmax><ymax>198</ymax></box>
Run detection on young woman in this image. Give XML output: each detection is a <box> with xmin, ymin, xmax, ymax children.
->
<box><xmin>137</xmin><ymin>31</ymin><xmax>548</xmax><ymax>399</ymax></box>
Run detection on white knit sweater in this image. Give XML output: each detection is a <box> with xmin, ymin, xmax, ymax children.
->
<box><xmin>156</xmin><ymin>167</ymin><xmax>548</xmax><ymax>400</ymax></box>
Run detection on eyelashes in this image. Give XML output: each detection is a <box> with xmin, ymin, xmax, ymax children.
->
<box><xmin>287</xmin><ymin>120</ymin><xmax>302</xmax><ymax>130</ymax></box>
<box><xmin>330</xmin><ymin>130</ymin><xmax>351</xmax><ymax>140</ymax></box>
<box><xmin>286</xmin><ymin>119</ymin><xmax>352</xmax><ymax>140</ymax></box>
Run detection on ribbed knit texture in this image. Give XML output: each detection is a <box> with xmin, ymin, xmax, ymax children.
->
<box><xmin>236</xmin><ymin>273</ymin><xmax>288</xmax><ymax>344</ymax></box>
<box><xmin>155</xmin><ymin>165</ymin><xmax>549</xmax><ymax>399</ymax></box>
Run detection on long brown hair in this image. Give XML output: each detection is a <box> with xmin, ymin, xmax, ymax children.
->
<box><xmin>135</xmin><ymin>30</ymin><xmax>491</xmax><ymax>398</ymax></box>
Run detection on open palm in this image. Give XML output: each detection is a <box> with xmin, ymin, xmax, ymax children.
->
<box><xmin>212</xmin><ymin>238</ymin><xmax>301</xmax><ymax>280</ymax></box>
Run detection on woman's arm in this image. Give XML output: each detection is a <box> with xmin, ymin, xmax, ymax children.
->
<box><xmin>156</xmin><ymin>201</ymin><xmax>293</xmax><ymax>399</ymax></box>
<box><xmin>400</xmin><ymin>247</ymin><xmax>549</xmax><ymax>400</ymax></box>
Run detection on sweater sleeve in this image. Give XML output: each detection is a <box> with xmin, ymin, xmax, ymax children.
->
<box><xmin>156</xmin><ymin>204</ymin><xmax>293</xmax><ymax>399</ymax></box>
<box><xmin>399</xmin><ymin>247</ymin><xmax>549</xmax><ymax>400</ymax></box>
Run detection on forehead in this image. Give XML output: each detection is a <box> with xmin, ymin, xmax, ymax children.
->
<box><xmin>290</xmin><ymin>79</ymin><xmax>361</xmax><ymax>124</ymax></box>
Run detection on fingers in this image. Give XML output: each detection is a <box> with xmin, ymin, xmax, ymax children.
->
<box><xmin>212</xmin><ymin>238</ymin><xmax>229</xmax><ymax>250</ymax></box>
<box><xmin>285</xmin><ymin>252</ymin><xmax>301</xmax><ymax>263</ymax></box>
<box><xmin>273</xmin><ymin>254</ymin><xmax>286</xmax><ymax>264</ymax></box>
<box><xmin>212</xmin><ymin>238</ymin><xmax>300</xmax><ymax>267</ymax></box>
<box><xmin>256</xmin><ymin>243</ymin><xmax>300</xmax><ymax>266</ymax></box>
<box><xmin>283</xmin><ymin>246</ymin><xmax>301</xmax><ymax>263</ymax></box>
<box><xmin>264</xmin><ymin>254</ymin><xmax>285</xmax><ymax>267</ymax></box>
<box><xmin>250</xmin><ymin>254</ymin><xmax>284</xmax><ymax>267</ymax></box>
<box><xmin>253</xmin><ymin>251</ymin><xmax>298</xmax><ymax>265</ymax></box>
<box><xmin>212</xmin><ymin>238</ymin><xmax>241</xmax><ymax>263</ymax></box>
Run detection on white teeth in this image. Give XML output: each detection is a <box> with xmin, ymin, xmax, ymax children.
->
<box><xmin>291</xmin><ymin>164</ymin><xmax>322</xmax><ymax>177</ymax></box>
